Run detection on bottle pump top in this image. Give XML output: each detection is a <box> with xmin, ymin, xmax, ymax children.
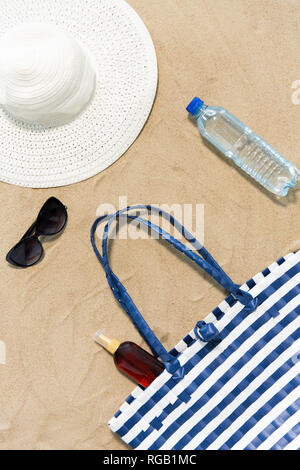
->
<box><xmin>94</xmin><ymin>330</ymin><xmax>121</xmax><ymax>355</ymax></box>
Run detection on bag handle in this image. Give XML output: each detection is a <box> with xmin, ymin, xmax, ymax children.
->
<box><xmin>91</xmin><ymin>205</ymin><xmax>257</xmax><ymax>380</ymax></box>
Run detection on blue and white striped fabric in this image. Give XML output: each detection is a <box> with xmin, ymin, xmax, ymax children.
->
<box><xmin>91</xmin><ymin>206</ymin><xmax>300</xmax><ymax>450</ymax></box>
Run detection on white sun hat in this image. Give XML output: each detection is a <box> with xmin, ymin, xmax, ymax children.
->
<box><xmin>0</xmin><ymin>0</ymin><xmax>158</xmax><ymax>188</ymax></box>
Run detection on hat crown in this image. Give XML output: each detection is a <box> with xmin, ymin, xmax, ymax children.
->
<box><xmin>0</xmin><ymin>23</ymin><xmax>96</xmax><ymax>127</ymax></box>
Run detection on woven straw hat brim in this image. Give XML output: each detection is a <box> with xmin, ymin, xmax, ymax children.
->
<box><xmin>0</xmin><ymin>0</ymin><xmax>158</xmax><ymax>188</ymax></box>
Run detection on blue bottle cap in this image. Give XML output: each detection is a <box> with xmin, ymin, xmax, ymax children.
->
<box><xmin>186</xmin><ymin>97</ymin><xmax>204</xmax><ymax>115</ymax></box>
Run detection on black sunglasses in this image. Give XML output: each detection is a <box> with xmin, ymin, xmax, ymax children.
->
<box><xmin>6</xmin><ymin>197</ymin><xmax>68</xmax><ymax>268</ymax></box>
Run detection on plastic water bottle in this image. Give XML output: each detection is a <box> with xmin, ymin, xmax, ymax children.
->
<box><xmin>187</xmin><ymin>97</ymin><xmax>299</xmax><ymax>197</ymax></box>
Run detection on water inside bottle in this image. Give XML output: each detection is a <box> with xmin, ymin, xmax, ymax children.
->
<box><xmin>203</xmin><ymin>111</ymin><xmax>299</xmax><ymax>196</ymax></box>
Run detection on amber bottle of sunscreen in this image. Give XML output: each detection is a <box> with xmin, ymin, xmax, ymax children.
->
<box><xmin>94</xmin><ymin>330</ymin><xmax>165</xmax><ymax>388</ymax></box>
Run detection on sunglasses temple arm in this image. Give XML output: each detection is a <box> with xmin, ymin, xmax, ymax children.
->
<box><xmin>21</xmin><ymin>220</ymin><xmax>37</xmax><ymax>240</ymax></box>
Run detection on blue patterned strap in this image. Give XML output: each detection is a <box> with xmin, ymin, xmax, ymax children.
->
<box><xmin>91</xmin><ymin>211</ymin><xmax>185</xmax><ymax>379</ymax></box>
<box><xmin>91</xmin><ymin>205</ymin><xmax>257</xmax><ymax>379</ymax></box>
<box><xmin>95</xmin><ymin>205</ymin><xmax>256</xmax><ymax>306</ymax></box>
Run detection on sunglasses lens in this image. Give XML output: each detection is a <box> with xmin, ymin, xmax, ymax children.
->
<box><xmin>36</xmin><ymin>197</ymin><xmax>67</xmax><ymax>235</ymax></box>
<box><xmin>8</xmin><ymin>238</ymin><xmax>42</xmax><ymax>267</ymax></box>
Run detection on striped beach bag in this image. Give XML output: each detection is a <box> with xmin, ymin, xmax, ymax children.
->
<box><xmin>91</xmin><ymin>205</ymin><xmax>300</xmax><ymax>450</ymax></box>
